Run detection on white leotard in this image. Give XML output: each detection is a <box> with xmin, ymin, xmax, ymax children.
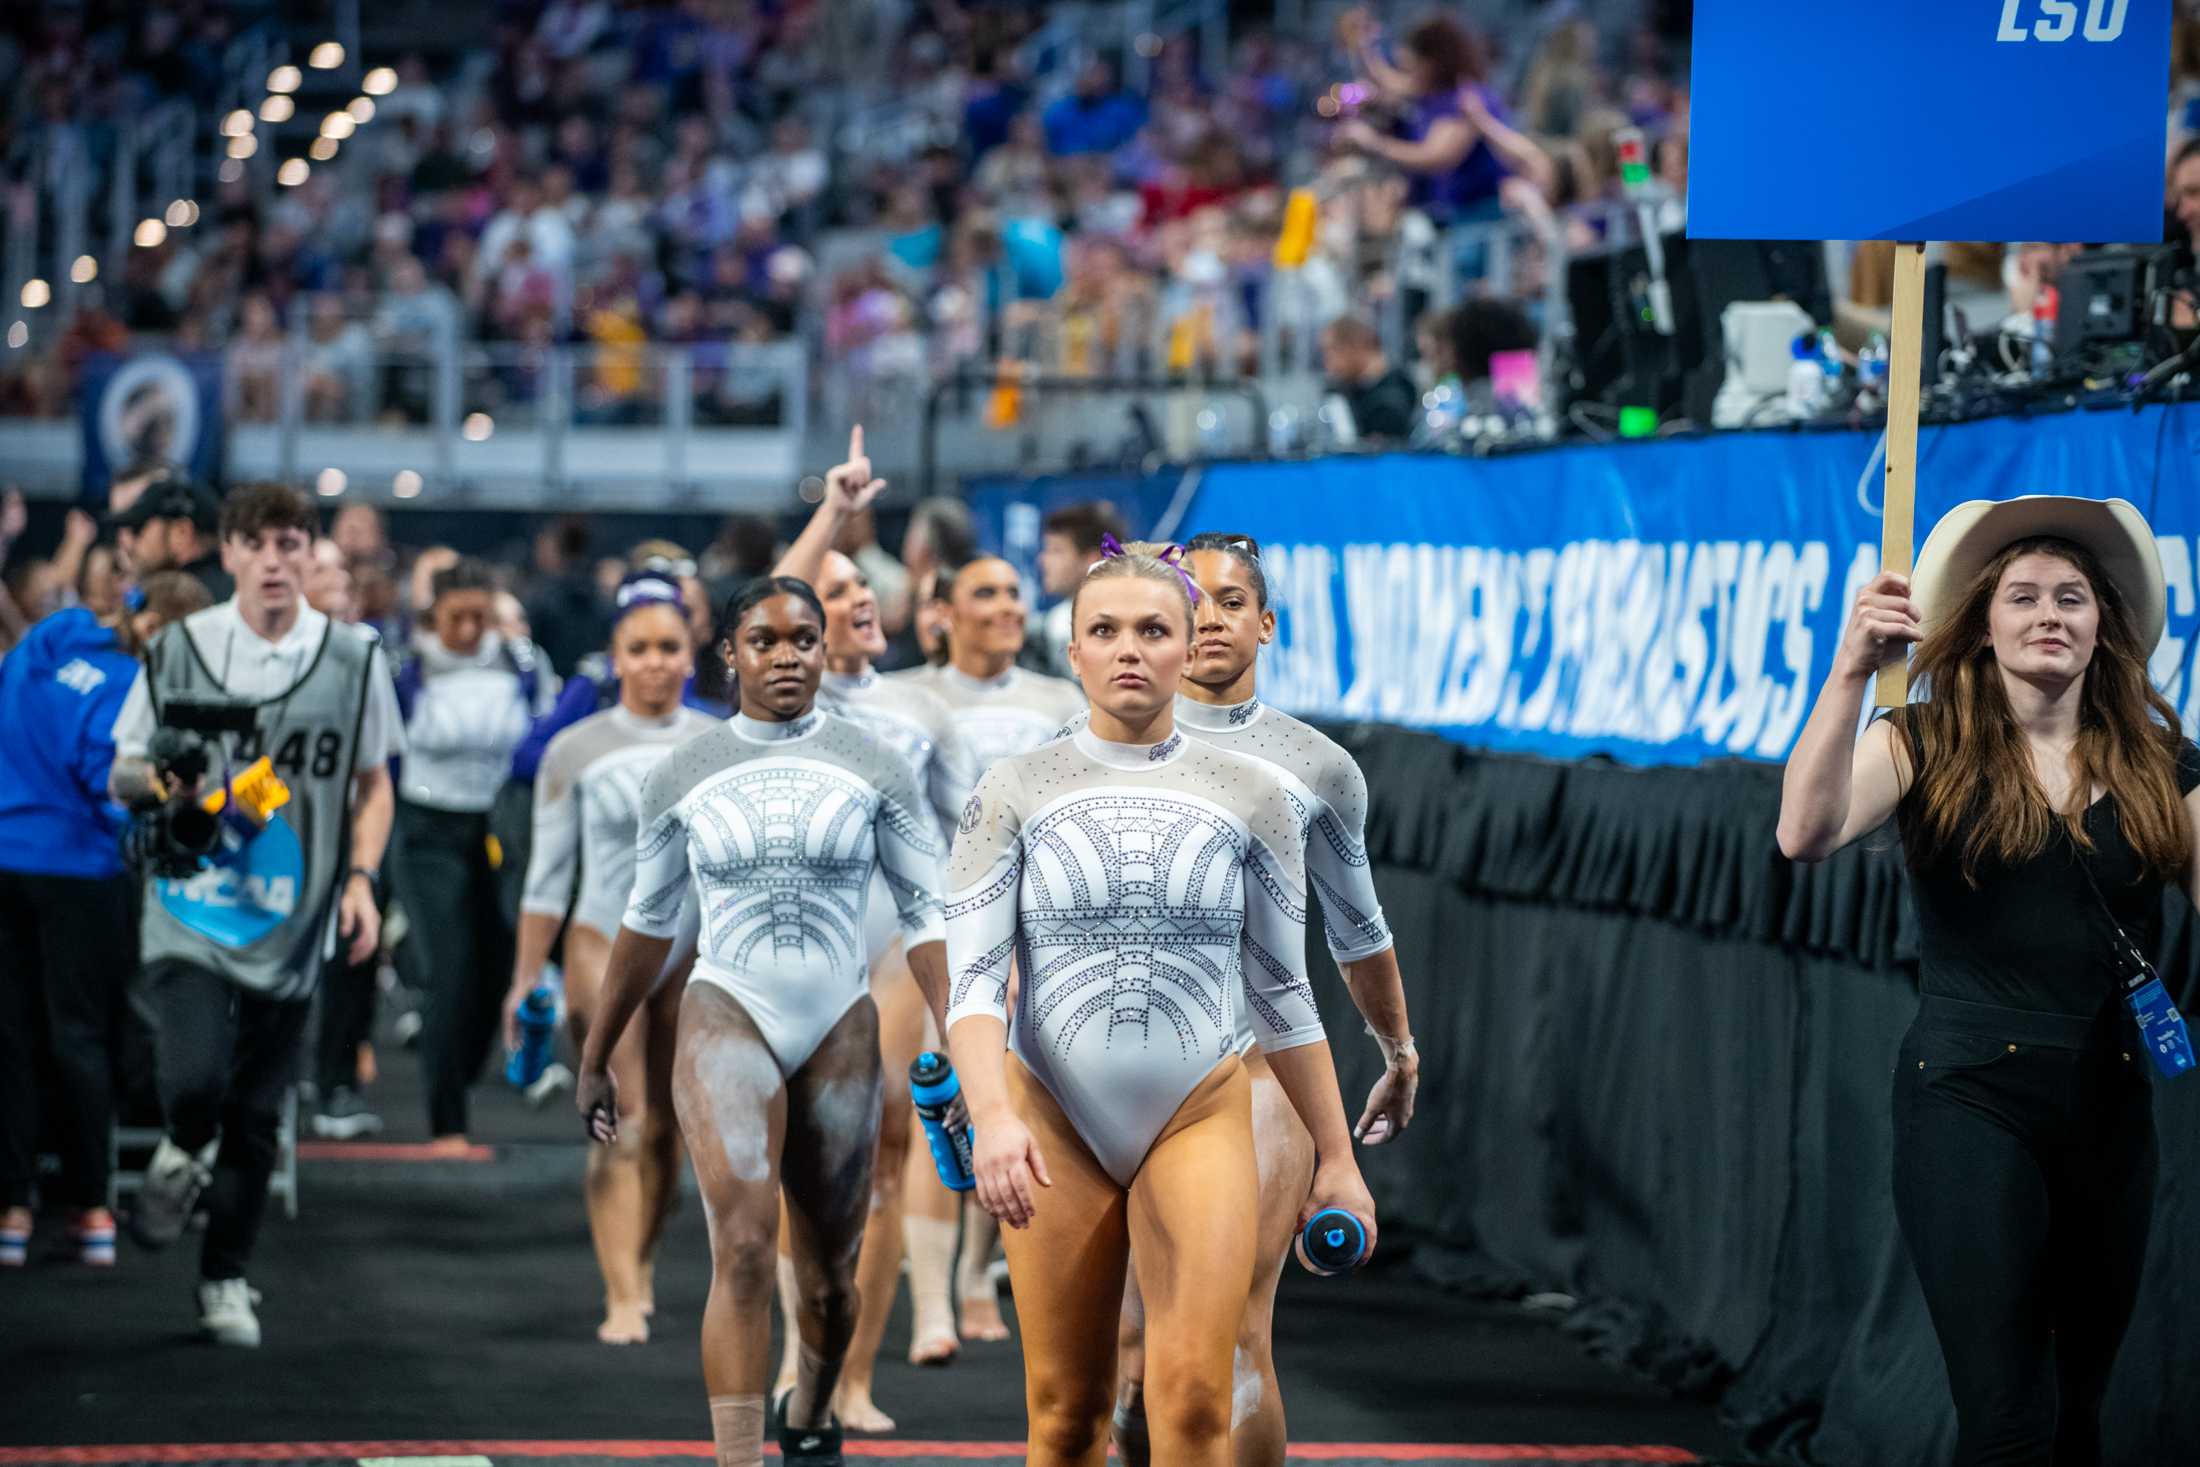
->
<box><xmin>1056</xmin><ymin>694</ymin><xmax>1394</xmax><ymax>1052</ymax></box>
<box><xmin>818</xmin><ymin>668</ymin><xmax>979</xmax><ymax>837</ymax></box>
<box><xmin>891</xmin><ymin>663</ymin><xmax>1086</xmax><ymax>782</ymax></box>
<box><xmin>625</xmin><ymin>709</ymin><xmax>947</xmax><ymax>1074</ymax></box>
<box><xmin>819</xmin><ymin>668</ymin><xmax>980</xmax><ymax>965</ymax></box>
<box><xmin>944</xmin><ymin>725</ymin><xmax>1324</xmax><ymax>1185</ymax></box>
<box><xmin>523</xmin><ymin>704</ymin><xmax>720</xmax><ymax>942</ymax></box>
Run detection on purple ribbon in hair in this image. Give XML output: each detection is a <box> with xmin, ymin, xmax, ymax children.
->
<box><xmin>1094</xmin><ymin>532</ymin><xmax>1202</xmax><ymax>605</ymax></box>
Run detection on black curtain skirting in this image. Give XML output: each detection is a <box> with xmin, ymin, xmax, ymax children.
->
<box><xmin>1309</xmin><ymin>723</ymin><xmax>2200</xmax><ymax>1465</ymax></box>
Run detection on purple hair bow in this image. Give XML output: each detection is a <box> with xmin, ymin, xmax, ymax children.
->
<box><xmin>1095</xmin><ymin>532</ymin><xmax>1202</xmax><ymax>605</ymax></box>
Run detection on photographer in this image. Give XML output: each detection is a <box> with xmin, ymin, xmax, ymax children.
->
<box><xmin>108</xmin><ymin>482</ymin><xmax>403</xmax><ymax>1347</ymax></box>
<box><xmin>0</xmin><ymin>572</ymin><xmax>212</xmax><ymax>1268</ymax></box>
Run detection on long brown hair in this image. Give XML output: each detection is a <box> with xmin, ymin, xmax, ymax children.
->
<box><xmin>113</xmin><ymin>571</ymin><xmax>214</xmax><ymax>660</ymax></box>
<box><xmin>1896</xmin><ymin>535</ymin><xmax>2190</xmax><ymax>885</ymax></box>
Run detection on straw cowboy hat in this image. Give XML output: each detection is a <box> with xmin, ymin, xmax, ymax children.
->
<box><xmin>1910</xmin><ymin>495</ymin><xmax>2166</xmax><ymax>651</ymax></box>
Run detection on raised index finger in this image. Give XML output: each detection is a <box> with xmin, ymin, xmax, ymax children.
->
<box><xmin>848</xmin><ymin>423</ymin><xmax>864</xmax><ymax>462</ymax></box>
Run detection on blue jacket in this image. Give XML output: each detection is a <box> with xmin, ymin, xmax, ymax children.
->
<box><xmin>0</xmin><ymin>608</ymin><xmax>139</xmax><ymax>878</ymax></box>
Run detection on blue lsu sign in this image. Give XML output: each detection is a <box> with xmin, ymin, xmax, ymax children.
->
<box><xmin>1689</xmin><ymin>0</ymin><xmax>2172</xmax><ymax>243</ymax></box>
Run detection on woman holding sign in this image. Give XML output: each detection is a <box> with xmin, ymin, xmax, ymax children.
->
<box><xmin>1777</xmin><ymin>496</ymin><xmax>2200</xmax><ymax>1464</ymax></box>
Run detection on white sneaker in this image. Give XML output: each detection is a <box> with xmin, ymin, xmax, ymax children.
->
<box><xmin>197</xmin><ymin>1278</ymin><xmax>263</xmax><ymax>1347</ymax></box>
<box><xmin>132</xmin><ymin>1137</ymin><xmax>214</xmax><ymax>1249</ymax></box>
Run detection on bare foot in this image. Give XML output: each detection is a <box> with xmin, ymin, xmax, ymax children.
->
<box><xmin>598</xmin><ymin>1301</ymin><xmax>649</xmax><ymax>1345</ymax></box>
<box><xmin>833</xmin><ymin>1382</ymin><xmax>895</xmax><ymax>1433</ymax></box>
<box><xmin>958</xmin><ymin>1289</ymin><xmax>1011</xmax><ymax>1343</ymax></box>
<box><xmin>908</xmin><ymin>1327</ymin><xmax>959</xmax><ymax>1366</ymax></box>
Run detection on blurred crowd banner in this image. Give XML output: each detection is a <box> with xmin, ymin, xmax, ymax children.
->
<box><xmin>976</xmin><ymin>404</ymin><xmax>2200</xmax><ymax>768</ymax></box>
<box><xmin>1690</xmin><ymin>0</ymin><xmax>2172</xmax><ymax>242</ymax></box>
<box><xmin>77</xmin><ymin>351</ymin><xmax>226</xmax><ymax>494</ymax></box>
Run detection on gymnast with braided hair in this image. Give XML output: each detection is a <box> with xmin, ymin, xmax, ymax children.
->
<box><xmin>939</xmin><ymin>541</ymin><xmax>1376</xmax><ymax>1467</ymax></box>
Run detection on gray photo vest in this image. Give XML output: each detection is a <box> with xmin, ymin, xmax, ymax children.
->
<box><xmin>139</xmin><ymin>617</ymin><xmax>378</xmax><ymax>1001</ymax></box>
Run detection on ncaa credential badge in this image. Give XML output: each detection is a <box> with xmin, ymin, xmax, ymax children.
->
<box><xmin>159</xmin><ymin>815</ymin><xmax>306</xmax><ymax>948</ymax></box>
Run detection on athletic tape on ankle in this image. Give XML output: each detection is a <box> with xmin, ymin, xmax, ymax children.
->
<box><xmin>708</xmin><ymin>1394</ymin><xmax>765</xmax><ymax>1467</ymax></box>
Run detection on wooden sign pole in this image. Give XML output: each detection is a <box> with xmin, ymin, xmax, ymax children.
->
<box><xmin>1875</xmin><ymin>241</ymin><xmax>1928</xmax><ymax>709</ymax></box>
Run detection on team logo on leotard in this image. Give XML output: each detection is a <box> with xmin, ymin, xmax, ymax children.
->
<box><xmin>959</xmin><ymin>793</ymin><xmax>983</xmax><ymax>835</ymax></box>
<box><xmin>1228</xmin><ymin>699</ymin><xmax>1259</xmax><ymax>727</ymax></box>
<box><xmin>1149</xmin><ymin>734</ymin><xmax>1182</xmax><ymax>761</ymax></box>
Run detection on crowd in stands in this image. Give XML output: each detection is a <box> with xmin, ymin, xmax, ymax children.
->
<box><xmin>1</xmin><ymin>0</ymin><xmax>1703</xmax><ymax>427</ymax></box>
<box><xmin>23</xmin><ymin>1</ymin><xmax>2200</xmax><ymax>447</ymax></box>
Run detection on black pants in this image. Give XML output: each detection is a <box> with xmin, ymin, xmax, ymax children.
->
<box><xmin>1892</xmin><ymin>994</ymin><xmax>2157</xmax><ymax>1467</ymax></box>
<box><xmin>145</xmin><ymin>959</ymin><xmax>309</xmax><ymax>1281</ymax></box>
<box><xmin>0</xmin><ymin>869</ymin><xmax>139</xmax><ymax>1210</ymax></box>
<box><xmin>313</xmin><ymin>943</ymin><xmax>379</xmax><ymax>1098</ymax></box>
<box><xmin>396</xmin><ymin>802</ymin><xmax>514</xmax><ymax>1138</ymax></box>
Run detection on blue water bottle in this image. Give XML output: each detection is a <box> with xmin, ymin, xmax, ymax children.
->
<box><xmin>910</xmin><ymin>1052</ymin><xmax>975</xmax><ymax>1192</ymax></box>
<box><xmin>1296</xmin><ymin>1207</ymin><xmax>1370</xmax><ymax>1276</ymax></box>
<box><xmin>506</xmin><ymin>982</ymin><xmax>559</xmax><ymax>1088</ymax></box>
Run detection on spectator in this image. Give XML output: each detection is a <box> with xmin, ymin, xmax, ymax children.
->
<box><xmin>523</xmin><ymin>515</ymin><xmax>603</xmax><ymax>677</ymax></box>
<box><xmin>1035</xmin><ymin>500</ymin><xmax>1127</xmax><ymax>676</ymax></box>
<box><xmin>104</xmin><ymin>457</ymin><xmax>178</xmax><ymax>521</ymax></box>
<box><xmin>301</xmin><ymin>296</ymin><xmax>375</xmax><ymax>423</ymax></box>
<box><xmin>748</xmin><ymin>116</ymin><xmax>828</xmax><ymax>224</ymax></box>
<box><xmin>107</xmin><ymin>476</ymin><xmax>233</xmax><ymax>603</ymax></box>
<box><xmin>886</xmin><ymin>498</ymin><xmax>977</xmax><ymax>668</ymax></box>
<box><xmin>974</xmin><ymin>111</ymin><xmax>1055</xmax><ymax>211</ymax></box>
<box><xmin>227</xmin><ymin>294</ymin><xmax>287</xmax><ymax>423</ymax></box>
<box><xmin>0</xmin><ymin>570</ymin><xmax>213</xmax><ymax>1269</ymax></box>
<box><xmin>1043</xmin><ymin>56</ymin><xmax>1148</xmax><ymax>158</ymax></box>
<box><xmin>392</xmin><ymin>557</ymin><xmax>555</xmax><ymax>1147</ymax></box>
<box><xmin>2170</xmin><ymin>137</ymin><xmax>2200</xmax><ymax>255</ymax></box>
<box><xmin>476</xmin><ymin>175</ymin><xmax>576</xmax><ymax>310</ymax></box>
<box><xmin>701</xmin><ymin>512</ymin><xmax>780</xmax><ymax>595</ymax></box>
<box><xmin>1336</xmin><ymin>10</ymin><xmax>1542</xmax><ymax>226</ymax></box>
<box><xmin>1321</xmin><ymin>313</ymin><xmax>1420</xmax><ymax>443</ymax></box>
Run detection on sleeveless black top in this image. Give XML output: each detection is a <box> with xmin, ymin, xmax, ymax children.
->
<box><xmin>1889</xmin><ymin>710</ymin><xmax>2200</xmax><ymax>1018</ymax></box>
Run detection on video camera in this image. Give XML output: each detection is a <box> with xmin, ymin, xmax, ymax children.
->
<box><xmin>131</xmin><ymin>697</ymin><xmax>291</xmax><ymax>880</ymax></box>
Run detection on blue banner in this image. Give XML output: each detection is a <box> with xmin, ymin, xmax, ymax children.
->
<box><xmin>77</xmin><ymin>351</ymin><xmax>226</xmax><ymax>501</ymax></box>
<box><xmin>1161</xmin><ymin>406</ymin><xmax>2200</xmax><ymax>767</ymax></box>
<box><xmin>1689</xmin><ymin>0</ymin><xmax>2171</xmax><ymax>243</ymax></box>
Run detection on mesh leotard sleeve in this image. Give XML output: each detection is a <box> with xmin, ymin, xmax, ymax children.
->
<box><xmin>1307</xmin><ymin>743</ymin><xmax>1394</xmax><ymax>963</ymax></box>
<box><xmin>943</xmin><ymin>762</ymin><xmax>1025</xmax><ymax>1036</ymax></box>
<box><xmin>928</xmin><ymin>718</ymin><xmax>981</xmax><ymax>845</ymax></box>
<box><xmin>623</xmin><ymin>754</ymin><xmax>695</xmax><ymax>940</ymax></box>
<box><xmin>872</xmin><ymin>749</ymin><xmax>948</xmax><ymax>948</ymax></box>
<box><xmin>520</xmin><ymin>728</ymin><xmax>585</xmax><ymax>921</ymax></box>
<box><xmin>1239</xmin><ymin>784</ymin><xmax>1325</xmax><ymax>1053</ymax></box>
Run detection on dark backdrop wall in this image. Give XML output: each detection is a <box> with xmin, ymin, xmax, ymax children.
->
<box><xmin>1311</xmin><ymin>724</ymin><xmax>2200</xmax><ymax>1465</ymax></box>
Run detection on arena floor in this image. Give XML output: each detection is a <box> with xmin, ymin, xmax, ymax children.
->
<box><xmin>3</xmin><ymin>1036</ymin><xmax>1747</xmax><ymax>1467</ymax></box>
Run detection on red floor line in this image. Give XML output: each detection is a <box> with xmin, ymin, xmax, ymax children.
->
<box><xmin>0</xmin><ymin>1443</ymin><xmax>1699</xmax><ymax>1464</ymax></box>
<box><xmin>294</xmin><ymin>1143</ymin><xmax>496</xmax><ymax>1163</ymax></box>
